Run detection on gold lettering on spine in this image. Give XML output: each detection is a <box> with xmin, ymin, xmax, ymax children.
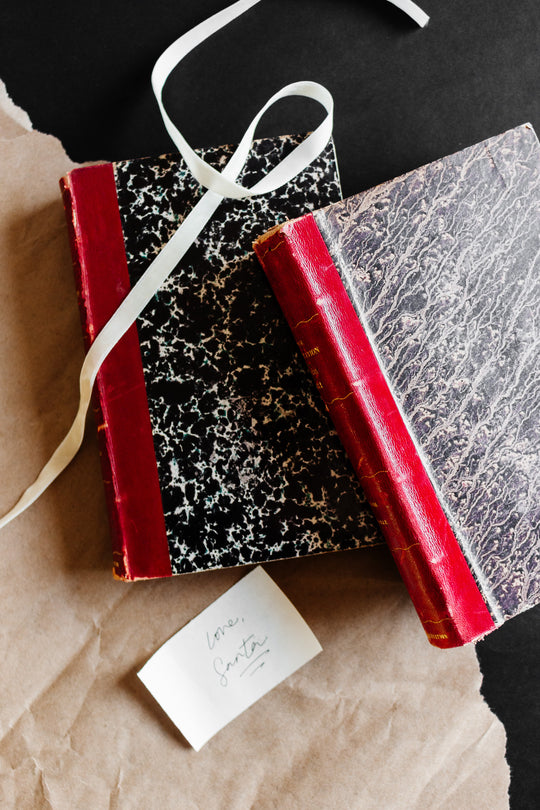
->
<box><xmin>325</xmin><ymin>391</ymin><xmax>354</xmax><ymax>407</ymax></box>
<box><xmin>293</xmin><ymin>312</ymin><xmax>319</xmax><ymax>330</ymax></box>
<box><xmin>360</xmin><ymin>469</ymin><xmax>390</xmax><ymax>481</ymax></box>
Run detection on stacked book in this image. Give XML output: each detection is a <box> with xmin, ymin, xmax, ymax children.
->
<box><xmin>62</xmin><ymin>124</ymin><xmax>540</xmax><ymax>647</ymax></box>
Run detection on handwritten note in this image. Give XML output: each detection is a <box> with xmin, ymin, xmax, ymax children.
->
<box><xmin>138</xmin><ymin>567</ymin><xmax>322</xmax><ymax>750</ymax></box>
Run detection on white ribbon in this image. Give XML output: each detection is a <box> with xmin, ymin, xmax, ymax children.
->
<box><xmin>0</xmin><ymin>0</ymin><xmax>428</xmax><ymax>530</ymax></box>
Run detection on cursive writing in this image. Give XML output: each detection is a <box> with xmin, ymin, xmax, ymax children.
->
<box><xmin>206</xmin><ymin>617</ymin><xmax>240</xmax><ymax>650</ymax></box>
<box><xmin>213</xmin><ymin>634</ymin><xmax>270</xmax><ymax>687</ymax></box>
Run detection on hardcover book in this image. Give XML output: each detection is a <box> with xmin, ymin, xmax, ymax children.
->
<box><xmin>60</xmin><ymin>134</ymin><xmax>382</xmax><ymax>581</ymax></box>
<box><xmin>254</xmin><ymin>124</ymin><xmax>540</xmax><ymax>648</ymax></box>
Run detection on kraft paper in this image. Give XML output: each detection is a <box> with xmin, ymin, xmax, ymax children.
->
<box><xmin>0</xmin><ymin>82</ymin><xmax>509</xmax><ymax>809</ymax></box>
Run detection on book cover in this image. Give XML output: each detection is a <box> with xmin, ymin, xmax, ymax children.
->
<box><xmin>254</xmin><ymin>124</ymin><xmax>540</xmax><ymax>648</ymax></box>
<box><xmin>60</xmin><ymin>134</ymin><xmax>382</xmax><ymax>580</ymax></box>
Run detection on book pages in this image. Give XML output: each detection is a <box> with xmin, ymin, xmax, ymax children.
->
<box><xmin>0</xmin><ymin>82</ymin><xmax>509</xmax><ymax>810</ymax></box>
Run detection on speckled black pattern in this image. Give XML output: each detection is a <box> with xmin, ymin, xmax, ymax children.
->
<box><xmin>315</xmin><ymin>125</ymin><xmax>540</xmax><ymax>622</ymax></box>
<box><xmin>114</xmin><ymin>135</ymin><xmax>381</xmax><ymax>574</ymax></box>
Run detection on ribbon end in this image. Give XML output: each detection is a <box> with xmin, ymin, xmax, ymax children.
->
<box><xmin>388</xmin><ymin>0</ymin><xmax>430</xmax><ymax>28</ymax></box>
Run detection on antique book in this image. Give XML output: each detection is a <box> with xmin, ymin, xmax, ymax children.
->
<box><xmin>254</xmin><ymin>124</ymin><xmax>540</xmax><ymax>648</ymax></box>
<box><xmin>60</xmin><ymin>134</ymin><xmax>381</xmax><ymax>580</ymax></box>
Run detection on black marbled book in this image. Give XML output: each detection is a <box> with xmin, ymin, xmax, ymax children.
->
<box><xmin>61</xmin><ymin>135</ymin><xmax>382</xmax><ymax>579</ymax></box>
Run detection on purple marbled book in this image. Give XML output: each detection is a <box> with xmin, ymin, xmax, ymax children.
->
<box><xmin>255</xmin><ymin>123</ymin><xmax>540</xmax><ymax>645</ymax></box>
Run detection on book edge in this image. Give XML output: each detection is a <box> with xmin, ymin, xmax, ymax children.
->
<box><xmin>312</xmin><ymin>123</ymin><xmax>537</xmax><ymax>222</ymax></box>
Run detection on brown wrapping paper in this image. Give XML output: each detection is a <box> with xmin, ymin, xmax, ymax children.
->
<box><xmin>0</xmin><ymin>82</ymin><xmax>509</xmax><ymax>809</ymax></box>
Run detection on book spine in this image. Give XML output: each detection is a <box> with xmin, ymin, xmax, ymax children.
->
<box><xmin>254</xmin><ymin>215</ymin><xmax>496</xmax><ymax>647</ymax></box>
<box><xmin>61</xmin><ymin>174</ymin><xmax>126</xmax><ymax>576</ymax></box>
<box><xmin>60</xmin><ymin>165</ymin><xmax>172</xmax><ymax>580</ymax></box>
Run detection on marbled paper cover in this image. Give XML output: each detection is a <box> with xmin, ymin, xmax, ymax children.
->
<box><xmin>315</xmin><ymin>124</ymin><xmax>540</xmax><ymax>623</ymax></box>
<box><xmin>112</xmin><ymin>135</ymin><xmax>382</xmax><ymax>574</ymax></box>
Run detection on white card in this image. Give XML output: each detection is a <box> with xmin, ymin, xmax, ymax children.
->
<box><xmin>138</xmin><ymin>567</ymin><xmax>322</xmax><ymax>751</ymax></box>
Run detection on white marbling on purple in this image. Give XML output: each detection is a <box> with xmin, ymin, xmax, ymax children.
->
<box><xmin>316</xmin><ymin>124</ymin><xmax>540</xmax><ymax>622</ymax></box>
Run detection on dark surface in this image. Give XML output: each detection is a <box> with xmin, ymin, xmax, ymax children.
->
<box><xmin>1</xmin><ymin>1</ymin><xmax>538</xmax><ymax>807</ymax></box>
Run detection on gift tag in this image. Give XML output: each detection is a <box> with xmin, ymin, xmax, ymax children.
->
<box><xmin>138</xmin><ymin>567</ymin><xmax>322</xmax><ymax>750</ymax></box>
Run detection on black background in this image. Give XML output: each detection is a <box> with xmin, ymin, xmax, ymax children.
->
<box><xmin>1</xmin><ymin>1</ymin><xmax>538</xmax><ymax>807</ymax></box>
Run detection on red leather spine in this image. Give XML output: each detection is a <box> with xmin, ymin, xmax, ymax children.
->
<box><xmin>60</xmin><ymin>165</ymin><xmax>172</xmax><ymax>580</ymax></box>
<box><xmin>254</xmin><ymin>215</ymin><xmax>496</xmax><ymax>647</ymax></box>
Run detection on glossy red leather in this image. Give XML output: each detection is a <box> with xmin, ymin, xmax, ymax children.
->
<box><xmin>255</xmin><ymin>214</ymin><xmax>496</xmax><ymax>647</ymax></box>
<box><xmin>61</xmin><ymin>165</ymin><xmax>172</xmax><ymax>580</ymax></box>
